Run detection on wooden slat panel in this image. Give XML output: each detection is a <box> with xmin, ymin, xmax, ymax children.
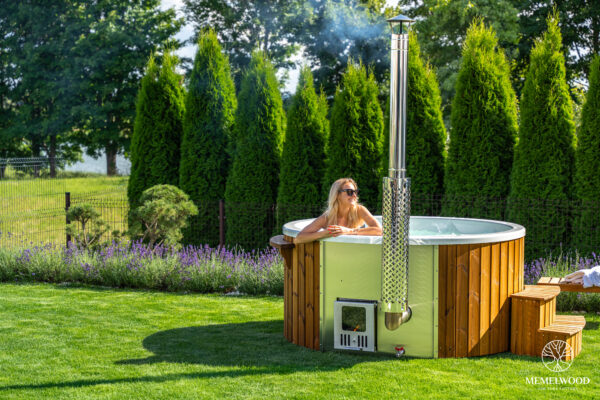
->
<box><xmin>536</xmin><ymin>301</ymin><xmax>545</xmax><ymax>355</ymax></box>
<box><xmin>480</xmin><ymin>244</ymin><xmax>491</xmax><ymax>356</ymax></box>
<box><xmin>305</xmin><ymin>242</ymin><xmax>314</xmax><ymax>350</ymax></box>
<box><xmin>446</xmin><ymin>245</ymin><xmax>457</xmax><ymax>357</ymax></box>
<box><xmin>468</xmin><ymin>244</ymin><xmax>481</xmax><ymax>356</ymax></box>
<box><xmin>456</xmin><ymin>244</ymin><xmax>469</xmax><ymax>357</ymax></box>
<box><xmin>510</xmin><ymin>297</ymin><xmax>518</xmax><ymax>354</ymax></box>
<box><xmin>438</xmin><ymin>245</ymin><xmax>448</xmax><ymax>358</ymax></box>
<box><xmin>500</xmin><ymin>242</ymin><xmax>509</xmax><ymax>352</ymax></box>
<box><xmin>490</xmin><ymin>243</ymin><xmax>500</xmax><ymax>354</ymax></box>
<box><xmin>292</xmin><ymin>244</ymin><xmax>300</xmax><ymax>345</ymax></box>
<box><xmin>508</xmin><ymin>241</ymin><xmax>515</xmax><ymax>296</ymax></box>
<box><xmin>514</xmin><ymin>239</ymin><xmax>520</xmax><ymax>293</ymax></box>
<box><xmin>313</xmin><ymin>241</ymin><xmax>320</xmax><ymax>350</ymax></box>
<box><xmin>520</xmin><ymin>238</ymin><xmax>525</xmax><ymax>291</ymax></box>
<box><xmin>298</xmin><ymin>244</ymin><xmax>306</xmax><ymax>347</ymax></box>
<box><xmin>524</xmin><ymin>299</ymin><xmax>533</xmax><ymax>355</ymax></box>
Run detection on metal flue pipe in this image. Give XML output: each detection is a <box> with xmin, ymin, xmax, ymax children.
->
<box><xmin>381</xmin><ymin>14</ymin><xmax>413</xmax><ymax>331</ymax></box>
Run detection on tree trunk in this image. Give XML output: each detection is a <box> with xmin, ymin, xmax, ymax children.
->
<box><xmin>106</xmin><ymin>144</ymin><xmax>118</xmax><ymax>176</ymax></box>
<box><xmin>49</xmin><ymin>135</ymin><xmax>57</xmax><ymax>178</ymax></box>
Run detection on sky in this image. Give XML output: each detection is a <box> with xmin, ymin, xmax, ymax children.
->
<box><xmin>160</xmin><ymin>0</ymin><xmax>398</xmax><ymax>92</ymax></box>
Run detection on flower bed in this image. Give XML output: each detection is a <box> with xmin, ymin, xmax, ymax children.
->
<box><xmin>0</xmin><ymin>241</ymin><xmax>284</xmax><ymax>295</ymax></box>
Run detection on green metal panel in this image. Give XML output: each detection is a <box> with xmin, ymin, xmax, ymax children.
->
<box><xmin>320</xmin><ymin>241</ymin><xmax>438</xmax><ymax>358</ymax></box>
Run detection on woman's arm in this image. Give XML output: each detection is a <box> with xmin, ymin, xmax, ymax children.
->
<box><xmin>294</xmin><ymin>214</ymin><xmax>331</xmax><ymax>244</ymax></box>
<box><xmin>352</xmin><ymin>205</ymin><xmax>382</xmax><ymax>236</ymax></box>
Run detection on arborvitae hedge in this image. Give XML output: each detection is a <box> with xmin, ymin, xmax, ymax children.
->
<box><xmin>224</xmin><ymin>52</ymin><xmax>286</xmax><ymax>249</ymax></box>
<box><xmin>325</xmin><ymin>61</ymin><xmax>384</xmax><ymax>212</ymax></box>
<box><xmin>444</xmin><ymin>20</ymin><xmax>517</xmax><ymax>219</ymax></box>
<box><xmin>507</xmin><ymin>15</ymin><xmax>576</xmax><ymax>258</ymax></box>
<box><xmin>405</xmin><ymin>31</ymin><xmax>446</xmax><ymax>215</ymax></box>
<box><xmin>574</xmin><ymin>55</ymin><xmax>600</xmax><ymax>254</ymax></box>
<box><xmin>276</xmin><ymin>67</ymin><xmax>328</xmax><ymax>227</ymax></box>
<box><xmin>128</xmin><ymin>52</ymin><xmax>185</xmax><ymax>211</ymax></box>
<box><xmin>179</xmin><ymin>31</ymin><xmax>237</xmax><ymax>247</ymax></box>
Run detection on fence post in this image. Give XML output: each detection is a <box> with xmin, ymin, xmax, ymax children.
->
<box><xmin>219</xmin><ymin>199</ymin><xmax>225</xmax><ymax>247</ymax></box>
<box><xmin>65</xmin><ymin>192</ymin><xmax>71</xmax><ymax>246</ymax></box>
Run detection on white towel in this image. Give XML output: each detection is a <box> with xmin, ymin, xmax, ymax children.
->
<box><xmin>563</xmin><ymin>270</ymin><xmax>585</xmax><ymax>285</ymax></box>
<box><xmin>582</xmin><ymin>265</ymin><xmax>600</xmax><ymax>288</ymax></box>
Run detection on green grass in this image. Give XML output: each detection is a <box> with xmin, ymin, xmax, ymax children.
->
<box><xmin>0</xmin><ymin>283</ymin><xmax>599</xmax><ymax>399</ymax></box>
<box><xmin>0</xmin><ymin>176</ymin><xmax>127</xmax><ymax>246</ymax></box>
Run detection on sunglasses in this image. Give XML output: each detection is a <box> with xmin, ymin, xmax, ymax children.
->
<box><xmin>339</xmin><ymin>188</ymin><xmax>359</xmax><ymax>197</ymax></box>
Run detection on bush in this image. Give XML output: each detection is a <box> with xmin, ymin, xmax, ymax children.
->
<box><xmin>225</xmin><ymin>52</ymin><xmax>286</xmax><ymax>249</ymax></box>
<box><xmin>66</xmin><ymin>204</ymin><xmax>110</xmax><ymax>250</ymax></box>
<box><xmin>573</xmin><ymin>55</ymin><xmax>600</xmax><ymax>255</ymax></box>
<box><xmin>277</xmin><ymin>66</ymin><xmax>329</xmax><ymax>227</ymax></box>
<box><xmin>179</xmin><ymin>30</ymin><xmax>237</xmax><ymax>247</ymax></box>
<box><xmin>444</xmin><ymin>20</ymin><xmax>517</xmax><ymax>219</ymax></box>
<box><xmin>129</xmin><ymin>185</ymin><xmax>198</xmax><ymax>248</ymax></box>
<box><xmin>128</xmin><ymin>51</ymin><xmax>185</xmax><ymax>212</ymax></box>
<box><xmin>507</xmin><ymin>14</ymin><xmax>576</xmax><ymax>259</ymax></box>
<box><xmin>325</xmin><ymin>61</ymin><xmax>384</xmax><ymax>212</ymax></box>
<box><xmin>0</xmin><ymin>242</ymin><xmax>284</xmax><ymax>295</ymax></box>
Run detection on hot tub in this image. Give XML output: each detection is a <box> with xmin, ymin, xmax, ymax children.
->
<box><xmin>276</xmin><ymin>216</ymin><xmax>526</xmax><ymax>358</ymax></box>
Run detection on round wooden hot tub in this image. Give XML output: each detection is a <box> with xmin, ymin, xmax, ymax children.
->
<box><xmin>271</xmin><ymin>216</ymin><xmax>526</xmax><ymax>358</ymax></box>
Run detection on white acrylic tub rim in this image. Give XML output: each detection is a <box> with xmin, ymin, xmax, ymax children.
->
<box><xmin>282</xmin><ymin>216</ymin><xmax>526</xmax><ymax>245</ymax></box>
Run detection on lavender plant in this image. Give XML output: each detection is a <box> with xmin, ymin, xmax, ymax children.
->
<box><xmin>524</xmin><ymin>251</ymin><xmax>600</xmax><ymax>312</ymax></box>
<box><xmin>0</xmin><ymin>241</ymin><xmax>284</xmax><ymax>296</ymax></box>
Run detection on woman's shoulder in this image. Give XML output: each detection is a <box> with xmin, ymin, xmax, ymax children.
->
<box><xmin>356</xmin><ymin>204</ymin><xmax>372</xmax><ymax>215</ymax></box>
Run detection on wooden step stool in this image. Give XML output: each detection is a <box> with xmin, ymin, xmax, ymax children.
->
<box><xmin>510</xmin><ymin>285</ymin><xmax>585</xmax><ymax>359</ymax></box>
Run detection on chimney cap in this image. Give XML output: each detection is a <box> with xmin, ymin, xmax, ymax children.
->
<box><xmin>387</xmin><ymin>14</ymin><xmax>414</xmax><ymax>24</ymax></box>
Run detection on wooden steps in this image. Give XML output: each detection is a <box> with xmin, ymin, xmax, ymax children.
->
<box><xmin>537</xmin><ymin>276</ymin><xmax>600</xmax><ymax>293</ymax></box>
<box><xmin>510</xmin><ymin>285</ymin><xmax>584</xmax><ymax>359</ymax></box>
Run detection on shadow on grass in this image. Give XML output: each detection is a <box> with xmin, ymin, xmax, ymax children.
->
<box><xmin>116</xmin><ymin>320</ymin><xmax>387</xmax><ymax>367</ymax></box>
<box><xmin>0</xmin><ymin>320</ymin><xmax>387</xmax><ymax>392</ymax></box>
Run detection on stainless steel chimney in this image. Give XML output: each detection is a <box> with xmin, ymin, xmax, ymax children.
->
<box><xmin>381</xmin><ymin>14</ymin><xmax>413</xmax><ymax>330</ymax></box>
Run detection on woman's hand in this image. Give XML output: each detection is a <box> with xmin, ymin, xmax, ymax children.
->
<box><xmin>327</xmin><ymin>225</ymin><xmax>354</xmax><ymax>237</ymax></box>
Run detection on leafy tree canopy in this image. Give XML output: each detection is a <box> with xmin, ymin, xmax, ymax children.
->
<box><xmin>398</xmin><ymin>0</ymin><xmax>519</xmax><ymax>121</ymax></box>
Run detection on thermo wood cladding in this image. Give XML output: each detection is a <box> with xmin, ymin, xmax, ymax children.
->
<box><xmin>438</xmin><ymin>237</ymin><xmax>525</xmax><ymax>358</ymax></box>
<box><xmin>510</xmin><ymin>285</ymin><xmax>584</xmax><ymax>359</ymax></box>
<box><xmin>270</xmin><ymin>235</ymin><xmax>320</xmax><ymax>350</ymax></box>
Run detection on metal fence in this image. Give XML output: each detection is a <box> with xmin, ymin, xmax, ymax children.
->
<box><xmin>0</xmin><ymin>158</ymin><xmax>67</xmax><ymax>246</ymax></box>
<box><xmin>2</xmin><ymin>165</ymin><xmax>600</xmax><ymax>261</ymax></box>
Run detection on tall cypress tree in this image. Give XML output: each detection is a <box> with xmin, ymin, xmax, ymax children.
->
<box><xmin>179</xmin><ymin>30</ymin><xmax>237</xmax><ymax>246</ymax></box>
<box><xmin>325</xmin><ymin>61</ymin><xmax>384</xmax><ymax>212</ymax></box>
<box><xmin>128</xmin><ymin>51</ymin><xmax>185</xmax><ymax>211</ymax></box>
<box><xmin>225</xmin><ymin>51</ymin><xmax>286</xmax><ymax>249</ymax></box>
<box><xmin>276</xmin><ymin>66</ymin><xmax>328</xmax><ymax>227</ymax></box>
<box><xmin>405</xmin><ymin>31</ymin><xmax>446</xmax><ymax>216</ymax></box>
<box><xmin>507</xmin><ymin>14</ymin><xmax>576</xmax><ymax>258</ymax></box>
<box><xmin>444</xmin><ymin>20</ymin><xmax>518</xmax><ymax>220</ymax></box>
<box><xmin>574</xmin><ymin>55</ymin><xmax>600</xmax><ymax>254</ymax></box>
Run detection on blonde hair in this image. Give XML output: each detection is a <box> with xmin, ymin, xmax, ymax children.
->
<box><xmin>324</xmin><ymin>178</ymin><xmax>362</xmax><ymax>228</ymax></box>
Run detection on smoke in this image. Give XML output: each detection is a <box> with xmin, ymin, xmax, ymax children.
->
<box><xmin>313</xmin><ymin>0</ymin><xmax>388</xmax><ymax>48</ymax></box>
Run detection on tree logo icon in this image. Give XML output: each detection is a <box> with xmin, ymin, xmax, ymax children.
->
<box><xmin>542</xmin><ymin>340</ymin><xmax>573</xmax><ymax>372</ymax></box>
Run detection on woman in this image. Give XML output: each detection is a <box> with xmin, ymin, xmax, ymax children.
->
<box><xmin>294</xmin><ymin>178</ymin><xmax>382</xmax><ymax>244</ymax></box>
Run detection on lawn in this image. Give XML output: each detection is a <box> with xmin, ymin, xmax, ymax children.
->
<box><xmin>0</xmin><ymin>283</ymin><xmax>598</xmax><ymax>399</ymax></box>
<box><xmin>0</xmin><ymin>176</ymin><xmax>127</xmax><ymax>247</ymax></box>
